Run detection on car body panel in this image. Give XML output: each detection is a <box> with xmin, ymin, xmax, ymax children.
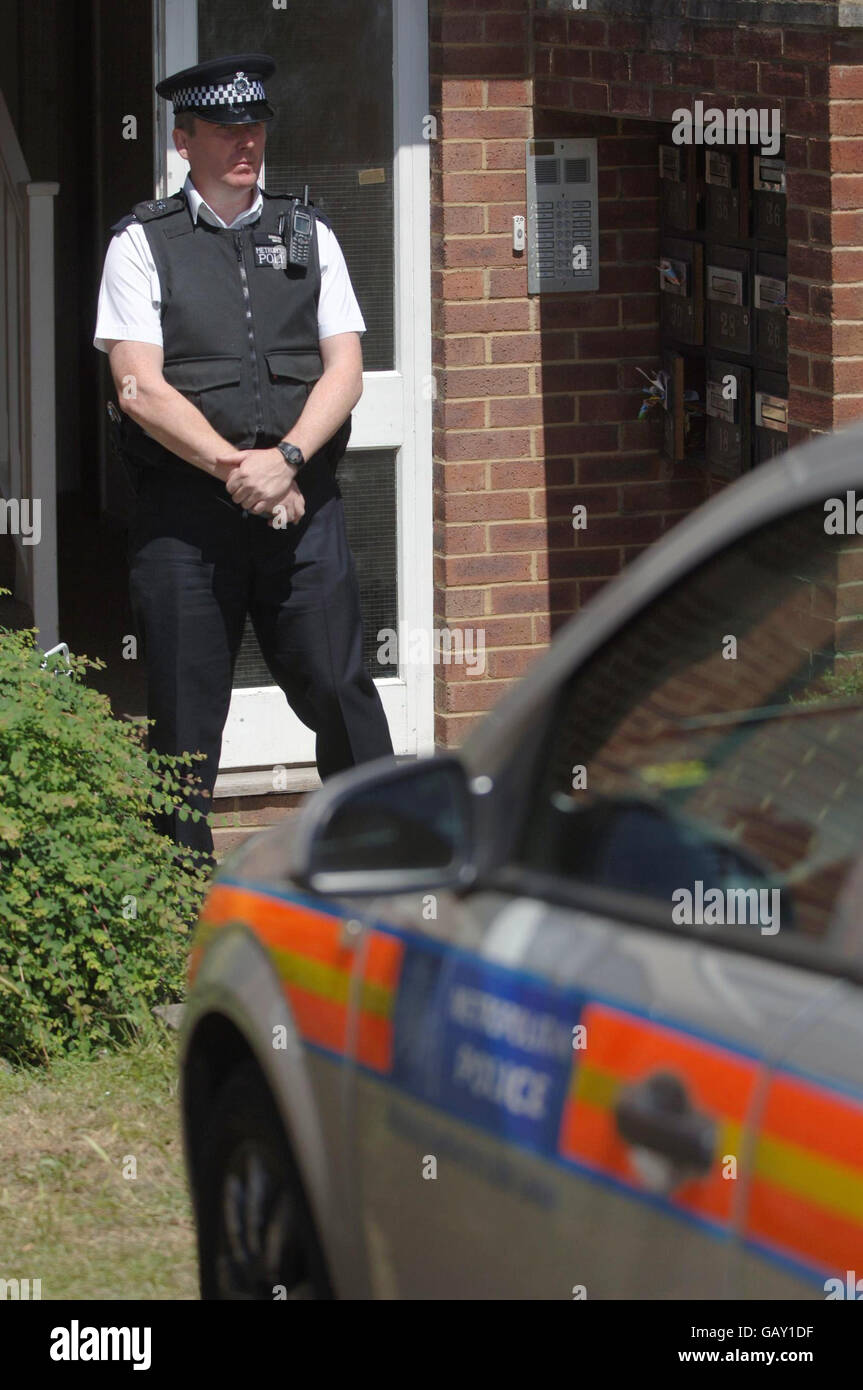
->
<box><xmin>182</xmin><ymin>422</ymin><xmax>863</xmax><ymax>1298</ymax></box>
<box><xmin>186</xmin><ymin>872</ymin><xmax>860</xmax><ymax>1297</ymax></box>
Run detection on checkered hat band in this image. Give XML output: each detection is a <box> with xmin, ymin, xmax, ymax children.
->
<box><xmin>173</xmin><ymin>78</ymin><xmax>267</xmax><ymax>108</ymax></box>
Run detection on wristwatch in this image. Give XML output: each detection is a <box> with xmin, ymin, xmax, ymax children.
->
<box><xmin>276</xmin><ymin>441</ymin><xmax>306</xmax><ymax>473</ymax></box>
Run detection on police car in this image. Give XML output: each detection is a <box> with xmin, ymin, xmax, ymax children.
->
<box><xmin>181</xmin><ymin>423</ymin><xmax>863</xmax><ymax>1299</ymax></box>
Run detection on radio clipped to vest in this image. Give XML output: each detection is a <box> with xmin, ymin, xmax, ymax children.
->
<box><xmin>278</xmin><ymin>186</ymin><xmax>314</xmax><ymax>269</ymax></box>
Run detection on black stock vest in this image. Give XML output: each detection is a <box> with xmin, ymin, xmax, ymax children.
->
<box><xmin>109</xmin><ymin>188</ymin><xmax>349</xmax><ymax>485</ymax></box>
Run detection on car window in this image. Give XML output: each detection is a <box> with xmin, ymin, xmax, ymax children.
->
<box><xmin>516</xmin><ymin>498</ymin><xmax>863</xmax><ymax>956</ymax></box>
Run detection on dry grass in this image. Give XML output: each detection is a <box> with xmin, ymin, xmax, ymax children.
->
<box><xmin>0</xmin><ymin>1034</ymin><xmax>197</xmax><ymax>1299</ymax></box>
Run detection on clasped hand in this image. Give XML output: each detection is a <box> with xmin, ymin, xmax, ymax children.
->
<box><xmin>216</xmin><ymin>447</ymin><xmax>305</xmax><ymax>527</ymax></box>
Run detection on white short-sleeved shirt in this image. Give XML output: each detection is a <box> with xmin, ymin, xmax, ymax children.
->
<box><xmin>94</xmin><ymin>173</ymin><xmax>366</xmax><ymax>353</ymax></box>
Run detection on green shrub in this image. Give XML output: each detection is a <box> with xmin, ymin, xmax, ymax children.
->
<box><xmin>0</xmin><ymin>608</ymin><xmax>211</xmax><ymax>1065</ymax></box>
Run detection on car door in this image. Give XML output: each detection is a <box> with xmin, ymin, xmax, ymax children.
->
<box><xmin>345</xmin><ymin>484</ymin><xmax>863</xmax><ymax>1299</ymax></box>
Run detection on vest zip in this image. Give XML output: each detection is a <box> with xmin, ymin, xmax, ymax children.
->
<box><xmin>234</xmin><ymin>231</ymin><xmax>264</xmax><ymax>436</ymax></box>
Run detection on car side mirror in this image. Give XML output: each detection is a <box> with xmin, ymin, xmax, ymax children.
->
<box><xmin>290</xmin><ymin>754</ymin><xmax>477</xmax><ymax>896</ymax></box>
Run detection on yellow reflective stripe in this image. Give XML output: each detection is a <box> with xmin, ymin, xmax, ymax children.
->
<box><xmin>754</xmin><ymin>1133</ymin><xmax>863</xmax><ymax>1226</ymax></box>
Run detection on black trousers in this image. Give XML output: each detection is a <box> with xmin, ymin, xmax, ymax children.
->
<box><xmin>127</xmin><ymin>457</ymin><xmax>394</xmax><ymax>858</ymax></box>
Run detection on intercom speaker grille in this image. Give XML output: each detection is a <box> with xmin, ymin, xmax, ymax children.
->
<box><xmin>535</xmin><ymin>159</ymin><xmax>561</xmax><ymax>185</ymax></box>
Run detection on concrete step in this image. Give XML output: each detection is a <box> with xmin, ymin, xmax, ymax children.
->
<box><xmin>211</xmin><ymin>770</ymin><xmax>314</xmax><ymax>862</ymax></box>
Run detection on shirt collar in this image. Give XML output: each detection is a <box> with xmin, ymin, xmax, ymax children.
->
<box><xmin>183</xmin><ymin>174</ymin><xmax>263</xmax><ymax>229</ymax></box>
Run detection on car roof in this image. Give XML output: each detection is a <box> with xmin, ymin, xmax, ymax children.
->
<box><xmin>463</xmin><ymin>420</ymin><xmax>863</xmax><ymax>769</ymax></box>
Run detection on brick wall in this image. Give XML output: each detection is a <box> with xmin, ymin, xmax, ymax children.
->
<box><xmin>429</xmin><ymin>0</ymin><xmax>863</xmax><ymax>749</ymax></box>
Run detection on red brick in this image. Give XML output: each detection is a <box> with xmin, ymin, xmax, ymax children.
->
<box><xmin>758</xmin><ymin>64</ymin><xmax>806</xmax><ymax>98</ymax></box>
<box><xmin>607</xmin><ymin>19</ymin><xmax>646</xmax><ymax>49</ymax></box>
<box><xmin>489</xmin><ymin>396</ymin><xmax>545</xmax><ymax>426</ymax></box>
<box><xmin>489</xmin><ymin>268</ymin><xmax>529</xmax><ymax>298</ymax></box>
<box><xmin>832</xmin><ymin>138</ymin><xmax>863</xmax><ymax>172</ymax></box>
<box><xmin>484</xmin><ymin>13</ymin><xmax>528</xmax><ymax>44</ymax></box>
<box><xmin>442</xmin><ymin>205</ymin><xmax>485</xmax><ymax>236</ymax></box>
<box><xmin>834</xmin><ymin>323</ymin><xmax>863</xmax><ymax>354</ymax></box>
<box><xmin>486</xmin><ymin>332</ymin><xmax>542</xmax><ymax>367</ymax></box>
<box><xmin>442</xmin><ymin>336</ymin><xmax>485</xmax><ymax>365</ymax></box>
<box><xmin>541</xmin><ymin>484</ymin><xmax>619</xmax><ymax>516</ymax></box>
<box><xmin>786</xmin><ymin>171</ymin><xmax>831</xmax><ymax>209</ymax></box>
<box><xmin>536</xmin><ymin>548</ymin><xmax>624</xmax><ymax>580</ymax></box>
<box><xmin>440</xmin><ymin>80</ymin><xmax>485</xmax><ymax>108</ymax></box>
<box><xmin>788</xmin><ymin>245</ymin><xmax>832</xmax><ymax>281</ymax></box>
<box><xmin>445</xmin><ymin>300</ymin><xmax>530</xmax><ymax>333</ymax></box>
<box><xmin>441</xmin><ymin>269</ymin><xmax>485</xmax><ymax>300</ymax></box>
<box><xmin>577</xmin><ymin>453</ymin><xmax>658</xmax><ymax>484</ymax></box>
<box><xmin>444</xmin><ymin>235</ymin><xmax>513</xmax><ymax>269</ymax></box>
<box><xmin>610</xmin><ymin>85</ymin><xmax>652</xmax><ymax>117</ymax></box>
<box><xmin>490</xmin><ymin>80</ymin><xmax>532</xmax><ymax>107</ymax></box>
<box><xmin>620</xmin><ymin>480</ymin><xmax>708</xmax><ymax>513</ymax></box>
<box><xmin>445</xmin><ymin>366</ymin><xmax>531</xmax><ymax>398</ymax></box>
<box><xmin>443</xmin><ymin>171</ymin><xmax>525</xmax><ymax>202</ymax></box>
<box><xmin>488</xmin><ymin>522</ymin><xmax>548</xmax><ymax>552</ymax></box>
<box><xmin>833</xmin><ymin>249</ymin><xmax>863</xmax><ymax>282</ymax></box>
<box><xmin>445</xmin><ymin>108</ymin><xmax>531</xmax><ymax>139</ymax></box>
<box><xmin>565</xmin><ymin>17</ymin><xmax>608</xmax><ymax>47</ymax></box>
<box><xmin>440</xmin><ymin>588</ymin><xmax>488</xmax><ymax>619</ymax></box>
<box><xmin>536</xmin><ymin>395</ymin><xmax>574</xmax><ymax>425</ymax></box>
<box><xmin>445</xmin><ymin>553</ymin><xmax>533</xmax><ymax>585</ymax></box>
<box><xmin>738</xmin><ymin>27</ymin><xmax>783</xmax><ymax>60</ymax></box>
<box><xmin>831</xmin><ymin>67</ymin><xmax>863</xmax><ymax>99</ymax></box>
<box><xmin>490</xmin><ymin>583</ymin><xmax>552</xmax><ymax>615</ymax></box>
<box><xmin>620</xmin><ymin>167</ymin><xmax>660</xmax><ymax>199</ymax></box>
<box><xmin>445</xmin><ymin>491</ymin><xmax>533</xmax><ymax>522</ymax></box>
<box><xmin>787</xmin><ymin>352</ymin><xmax>811</xmax><ymax>389</ymax></box>
<box><xmin>441</xmin><ymin>523</ymin><xmax>487</xmax><ymax>554</ymax></box>
<box><xmin>440</xmin><ymin>399</ymin><xmax>485</xmax><ymax>429</ymax></box>
<box><xmin>716</xmin><ymin>59</ymin><xmax>759</xmax><ymax>94</ymax></box>
<box><xmin>445</xmin><ymin>428</ymin><xmax>533</xmax><ymax>461</ymax></box>
<box><xmin>437</xmin><ymin>461</ymin><xmax>486</xmax><ymax>491</ymax></box>
<box><xmin>826</xmin><ymin>283</ymin><xmax>863</xmax><ymax>317</ymax></box>
<box><xmin>440</xmin><ymin>141</ymin><xmax>483</xmax><ymax>173</ymax></box>
<box><xmin>631</xmin><ymin>55</ymin><xmax>672</xmax><ymax>85</ymax></box>
<box><xmin>491</xmin><ymin>460</ymin><xmax>551</xmax><ymax>490</ymax></box>
<box><xmin>541</xmin><ymin>423</ymin><xmax>620</xmax><ymax>454</ymax></box>
<box><xmin>832</xmin><ymin>101</ymin><xmax>863</xmax><ymax>136</ymax></box>
<box><xmin>672</xmin><ymin>55</ymin><xmax>711</xmax><ymax>88</ymax></box>
<box><xmin>441</xmin><ymin>15</ymin><xmax>483</xmax><ymax>43</ymax></box>
<box><xmin>789</xmin><ymin>390</ymin><xmax>835</xmax><ymax>430</ymax></box>
<box><xmin>534</xmin><ymin>13</ymin><xmax>569</xmax><ymax>46</ymax></box>
<box><xmin>829</xmin><ymin>359</ymin><xmax>863</xmax><ymax>393</ymax></box>
<box><xmin>485</xmin><ymin>140</ymin><xmax>531</xmax><ymax>171</ymax></box>
<box><xmin>486</xmin><ymin>648</ymin><xmax>543</xmax><ymax>680</ymax></box>
<box><xmin>578</xmin><ymin>394</ymin><xmax>638</xmax><ymax>423</ymax></box>
<box><xmin>591</xmin><ymin>50</ymin><xmax>629</xmax><ymax>84</ymax></box>
<box><xmin>439</xmin><ymin>45</ymin><xmax>527</xmax><ymax>78</ymax></box>
<box><xmin>576</xmin><ymin>328</ymin><xmax>659</xmax><ymax>359</ymax></box>
<box><xmin>785</xmin><ymin>99</ymin><xmax>830</xmax><ymax>136</ymax></box>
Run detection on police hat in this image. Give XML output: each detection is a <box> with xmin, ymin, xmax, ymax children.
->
<box><xmin>156</xmin><ymin>53</ymin><xmax>276</xmax><ymax>125</ymax></box>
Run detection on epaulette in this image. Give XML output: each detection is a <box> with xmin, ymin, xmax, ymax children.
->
<box><xmin>132</xmin><ymin>194</ymin><xmax>187</xmax><ymax>222</ymax></box>
<box><xmin>109</xmin><ymin>213</ymin><xmax>136</xmax><ymax>236</ymax></box>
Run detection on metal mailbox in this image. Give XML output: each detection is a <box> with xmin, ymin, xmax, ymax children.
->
<box><xmin>706</xmin><ymin>246</ymin><xmax>752</xmax><ymax>355</ymax></box>
<box><xmin>754</xmin><ymin>251</ymin><xmax>787</xmax><ymax>365</ymax></box>
<box><xmin>706</xmin><ymin>359</ymin><xmax>751</xmax><ymax>479</ymax></box>
<box><xmin>659</xmin><ymin>144</ymin><xmax>698</xmax><ymax>232</ymax></box>
<box><xmin>705</xmin><ymin>148</ymin><xmax>748</xmax><ymax>240</ymax></box>
<box><xmin>754</xmin><ymin>369</ymin><xmax>788</xmax><ymax>463</ymax></box>
<box><xmin>752</xmin><ymin>154</ymin><xmax>786</xmax><ymax>243</ymax></box>
<box><xmin>660</xmin><ymin>237</ymin><xmax>704</xmax><ymax>346</ymax></box>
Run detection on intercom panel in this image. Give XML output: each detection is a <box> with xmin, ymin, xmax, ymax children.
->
<box><xmin>526</xmin><ymin>139</ymin><xmax>599</xmax><ymax>293</ymax></box>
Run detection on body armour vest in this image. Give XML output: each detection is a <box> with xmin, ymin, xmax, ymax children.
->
<box><xmin>109</xmin><ymin>188</ymin><xmax>349</xmax><ymax>489</ymax></box>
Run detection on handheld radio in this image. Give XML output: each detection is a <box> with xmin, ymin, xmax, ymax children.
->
<box><xmin>279</xmin><ymin>185</ymin><xmax>313</xmax><ymax>268</ymax></box>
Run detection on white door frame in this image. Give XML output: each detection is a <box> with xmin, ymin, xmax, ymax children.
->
<box><xmin>154</xmin><ymin>0</ymin><xmax>433</xmax><ymax>769</ymax></box>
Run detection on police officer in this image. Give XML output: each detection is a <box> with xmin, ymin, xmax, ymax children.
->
<box><xmin>94</xmin><ymin>53</ymin><xmax>394</xmax><ymax>860</ymax></box>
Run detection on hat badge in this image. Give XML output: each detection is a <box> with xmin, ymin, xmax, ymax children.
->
<box><xmin>232</xmin><ymin>71</ymin><xmax>251</xmax><ymax>97</ymax></box>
